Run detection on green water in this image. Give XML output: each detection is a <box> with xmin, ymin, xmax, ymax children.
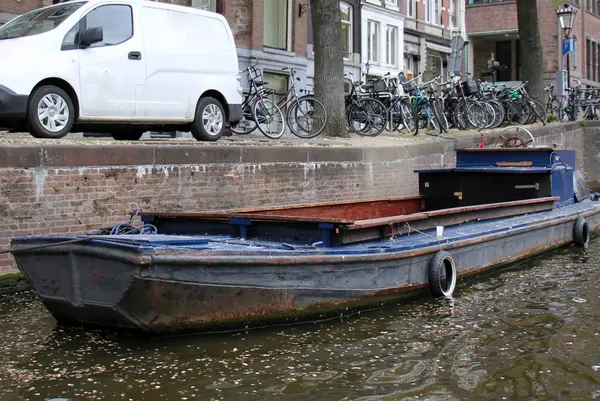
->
<box><xmin>1</xmin><ymin>241</ymin><xmax>600</xmax><ymax>401</ymax></box>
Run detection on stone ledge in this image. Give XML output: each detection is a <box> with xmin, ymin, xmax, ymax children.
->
<box><xmin>0</xmin><ymin>122</ymin><xmax>589</xmax><ymax>169</ymax></box>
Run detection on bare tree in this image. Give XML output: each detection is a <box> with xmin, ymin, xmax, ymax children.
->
<box><xmin>516</xmin><ymin>0</ymin><xmax>544</xmax><ymax>101</ymax></box>
<box><xmin>310</xmin><ymin>0</ymin><xmax>348</xmax><ymax>137</ymax></box>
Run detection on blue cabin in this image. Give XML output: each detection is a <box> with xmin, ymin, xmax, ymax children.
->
<box><xmin>414</xmin><ymin>148</ymin><xmax>584</xmax><ymax>211</ymax></box>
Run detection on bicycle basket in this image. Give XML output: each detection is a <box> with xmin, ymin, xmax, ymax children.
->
<box><xmin>247</xmin><ymin>66</ymin><xmax>263</xmax><ymax>84</ymax></box>
<box><xmin>457</xmin><ymin>79</ymin><xmax>479</xmax><ymax>96</ymax></box>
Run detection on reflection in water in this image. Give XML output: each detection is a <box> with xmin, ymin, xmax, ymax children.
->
<box><xmin>1</xmin><ymin>241</ymin><xmax>600</xmax><ymax>400</ymax></box>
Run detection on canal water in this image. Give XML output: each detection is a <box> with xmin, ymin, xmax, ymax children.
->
<box><xmin>1</xmin><ymin>241</ymin><xmax>600</xmax><ymax>401</ymax></box>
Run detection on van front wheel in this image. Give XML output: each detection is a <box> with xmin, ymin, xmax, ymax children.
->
<box><xmin>27</xmin><ymin>85</ymin><xmax>75</xmax><ymax>139</ymax></box>
<box><xmin>190</xmin><ymin>97</ymin><xmax>224</xmax><ymax>141</ymax></box>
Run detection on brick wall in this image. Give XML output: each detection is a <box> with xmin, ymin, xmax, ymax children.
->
<box><xmin>223</xmin><ymin>0</ymin><xmax>252</xmax><ymax>48</ymax></box>
<box><xmin>0</xmin><ymin>0</ymin><xmax>42</xmax><ymax>15</ymax></box>
<box><xmin>0</xmin><ymin>141</ymin><xmax>461</xmax><ymax>275</ymax></box>
<box><xmin>293</xmin><ymin>0</ymin><xmax>307</xmax><ymax>57</ymax></box>
<box><xmin>466</xmin><ymin>1</ymin><xmax>518</xmax><ymax>34</ymax></box>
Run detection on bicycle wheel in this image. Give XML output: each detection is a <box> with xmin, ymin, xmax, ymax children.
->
<box><xmin>465</xmin><ymin>101</ymin><xmax>487</xmax><ymax>129</ymax></box>
<box><xmin>479</xmin><ymin>101</ymin><xmax>496</xmax><ymax>129</ymax></box>
<box><xmin>252</xmin><ymin>98</ymin><xmax>285</xmax><ymax>139</ymax></box>
<box><xmin>431</xmin><ymin>98</ymin><xmax>449</xmax><ymax>133</ymax></box>
<box><xmin>558</xmin><ymin>98</ymin><xmax>569</xmax><ymax>121</ymax></box>
<box><xmin>548</xmin><ymin>98</ymin><xmax>560</xmax><ymax>116</ymax></box>
<box><xmin>508</xmin><ymin>99</ymin><xmax>531</xmax><ymax>125</ymax></box>
<box><xmin>230</xmin><ymin>104</ymin><xmax>257</xmax><ymax>135</ymax></box>
<box><xmin>453</xmin><ymin>101</ymin><xmax>469</xmax><ymax>130</ymax></box>
<box><xmin>487</xmin><ymin>99</ymin><xmax>505</xmax><ymax>129</ymax></box>
<box><xmin>347</xmin><ymin>98</ymin><xmax>387</xmax><ymax>137</ymax></box>
<box><xmin>399</xmin><ymin>98</ymin><xmax>418</xmax><ymax>135</ymax></box>
<box><xmin>287</xmin><ymin>96</ymin><xmax>328</xmax><ymax>138</ymax></box>
<box><xmin>425</xmin><ymin>103</ymin><xmax>442</xmax><ymax>133</ymax></box>
<box><xmin>529</xmin><ymin>99</ymin><xmax>547</xmax><ymax>124</ymax></box>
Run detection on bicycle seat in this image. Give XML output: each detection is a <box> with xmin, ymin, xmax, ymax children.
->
<box><xmin>254</xmin><ymin>81</ymin><xmax>269</xmax><ymax>86</ymax></box>
<box><xmin>361</xmin><ymin>83</ymin><xmax>375</xmax><ymax>90</ymax></box>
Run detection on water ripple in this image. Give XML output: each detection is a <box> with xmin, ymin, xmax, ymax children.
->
<box><xmin>1</xmin><ymin>241</ymin><xmax>600</xmax><ymax>400</ymax></box>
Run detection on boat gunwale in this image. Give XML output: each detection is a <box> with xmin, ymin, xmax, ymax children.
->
<box><xmin>13</xmin><ymin>203</ymin><xmax>597</xmax><ymax>265</ymax></box>
<box><xmin>345</xmin><ymin>196</ymin><xmax>560</xmax><ymax>230</ymax></box>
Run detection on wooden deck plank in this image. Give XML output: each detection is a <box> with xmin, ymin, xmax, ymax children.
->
<box><xmin>345</xmin><ymin>197</ymin><xmax>560</xmax><ymax>231</ymax></box>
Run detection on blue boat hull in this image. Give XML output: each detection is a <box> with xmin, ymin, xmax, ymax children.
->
<box><xmin>11</xmin><ymin>199</ymin><xmax>600</xmax><ymax>333</ymax></box>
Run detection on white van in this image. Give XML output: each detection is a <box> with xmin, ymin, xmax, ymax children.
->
<box><xmin>0</xmin><ymin>0</ymin><xmax>243</xmax><ymax>141</ymax></box>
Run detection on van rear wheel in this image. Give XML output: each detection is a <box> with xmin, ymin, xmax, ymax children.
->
<box><xmin>190</xmin><ymin>97</ymin><xmax>224</xmax><ymax>141</ymax></box>
<box><xmin>26</xmin><ymin>85</ymin><xmax>75</xmax><ymax>139</ymax></box>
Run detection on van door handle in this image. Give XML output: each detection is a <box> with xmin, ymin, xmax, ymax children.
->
<box><xmin>128</xmin><ymin>51</ymin><xmax>142</xmax><ymax>60</ymax></box>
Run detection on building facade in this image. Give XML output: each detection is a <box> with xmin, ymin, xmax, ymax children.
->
<box><xmin>403</xmin><ymin>0</ymin><xmax>466</xmax><ymax>81</ymax></box>
<box><xmin>361</xmin><ymin>0</ymin><xmax>405</xmax><ymax>80</ymax></box>
<box><xmin>465</xmin><ymin>0</ymin><xmax>600</xmax><ymax>90</ymax></box>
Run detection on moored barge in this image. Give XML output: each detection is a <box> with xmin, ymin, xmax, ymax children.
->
<box><xmin>10</xmin><ymin>147</ymin><xmax>600</xmax><ymax>333</ymax></box>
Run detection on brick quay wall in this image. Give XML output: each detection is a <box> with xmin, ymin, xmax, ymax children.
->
<box><xmin>0</xmin><ymin>122</ymin><xmax>596</xmax><ymax>275</ymax></box>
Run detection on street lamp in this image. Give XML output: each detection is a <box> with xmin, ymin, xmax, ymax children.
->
<box><xmin>556</xmin><ymin>3</ymin><xmax>577</xmax><ymax>90</ymax></box>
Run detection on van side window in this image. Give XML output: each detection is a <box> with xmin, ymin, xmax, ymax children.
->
<box><xmin>84</xmin><ymin>5</ymin><xmax>133</xmax><ymax>47</ymax></box>
<box><xmin>61</xmin><ymin>22</ymin><xmax>81</xmax><ymax>51</ymax></box>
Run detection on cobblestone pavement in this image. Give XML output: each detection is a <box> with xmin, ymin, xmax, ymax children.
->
<box><xmin>0</xmin><ymin>124</ymin><xmax>548</xmax><ymax>148</ymax></box>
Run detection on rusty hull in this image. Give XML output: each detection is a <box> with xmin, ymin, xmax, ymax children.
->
<box><xmin>11</xmin><ymin>201</ymin><xmax>600</xmax><ymax>334</ymax></box>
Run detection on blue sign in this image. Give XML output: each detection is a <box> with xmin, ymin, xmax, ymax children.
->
<box><xmin>563</xmin><ymin>39</ymin><xmax>574</xmax><ymax>56</ymax></box>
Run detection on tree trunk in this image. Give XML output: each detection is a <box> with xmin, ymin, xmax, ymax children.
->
<box><xmin>310</xmin><ymin>0</ymin><xmax>348</xmax><ymax>137</ymax></box>
<box><xmin>516</xmin><ymin>0</ymin><xmax>544</xmax><ymax>101</ymax></box>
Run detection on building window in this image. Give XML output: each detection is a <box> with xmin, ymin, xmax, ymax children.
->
<box><xmin>407</xmin><ymin>0</ymin><xmax>415</xmax><ymax>17</ymax></box>
<box><xmin>433</xmin><ymin>0</ymin><xmax>440</xmax><ymax>25</ymax></box>
<box><xmin>264</xmin><ymin>0</ymin><xmax>288</xmax><ymax>50</ymax></box>
<box><xmin>593</xmin><ymin>42</ymin><xmax>597</xmax><ymax>81</ymax></box>
<box><xmin>385</xmin><ymin>0</ymin><xmax>399</xmax><ymax>7</ymax></box>
<box><xmin>424</xmin><ymin>0</ymin><xmax>430</xmax><ymax>22</ymax></box>
<box><xmin>450</xmin><ymin>0</ymin><xmax>458</xmax><ymax>28</ymax></box>
<box><xmin>586</xmin><ymin>39</ymin><xmax>591</xmax><ymax>80</ymax></box>
<box><xmin>367</xmin><ymin>20</ymin><xmax>379</xmax><ymax>63</ymax></box>
<box><xmin>427</xmin><ymin>52</ymin><xmax>443</xmax><ymax>80</ymax></box>
<box><xmin>385</xmin><ymin>25</ymin><xmax>398</xmax><ymax>66</ymax></box>
<box><xmin>189</xmin><ymin>0</ymin><xmax>216</xmax><ymax>11</ymax></box>
<box><xmin>341</xmin><ymin>2</ymin><xmax>353</xmax><ymax>60</ymax></box>
<box><xmin>573</xmin><ymin>36</ymin><xmax>579</xmax><ymax>72</ymax></box>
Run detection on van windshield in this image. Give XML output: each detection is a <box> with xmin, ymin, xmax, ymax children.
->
<box><xmin>0</xmin><ymin>2</ymin><xmax>86</xmax><ymax>40</ymax></box>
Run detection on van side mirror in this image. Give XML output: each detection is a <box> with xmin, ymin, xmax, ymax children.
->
<box><xmin>80</xmin><ymin>26</ymin><xmax>103</xmax><ymax>47</ymax></box>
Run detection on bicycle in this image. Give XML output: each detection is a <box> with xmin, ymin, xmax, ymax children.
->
<box><xmin>230</xmin><ymin>58</ymin><xmax>285</xmax><ymax>139</ymax></box>
<box><xmin>344</xmin><ymin>71</ymin><xmax>388</xmax><ymax>137</ymax></box>
<box><xmin>273</xmin><ymin>67</ymin><xmax>328</xmax><ymax>139</ymax></box>
<box><xmin>405</xmin><ymin>75</ymin><xmax>444</xmax><ymax>133</ymax></box>
<box><xmin>364</xmin><ymin>72</ymin><xmax>419</xmax><ymax>135</ymax></box>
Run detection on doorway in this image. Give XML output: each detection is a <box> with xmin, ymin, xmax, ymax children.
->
<box><xmin>495</xmin><ymin>40</ymin><xmax>512</xmax><ymax>81</ymax></box>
